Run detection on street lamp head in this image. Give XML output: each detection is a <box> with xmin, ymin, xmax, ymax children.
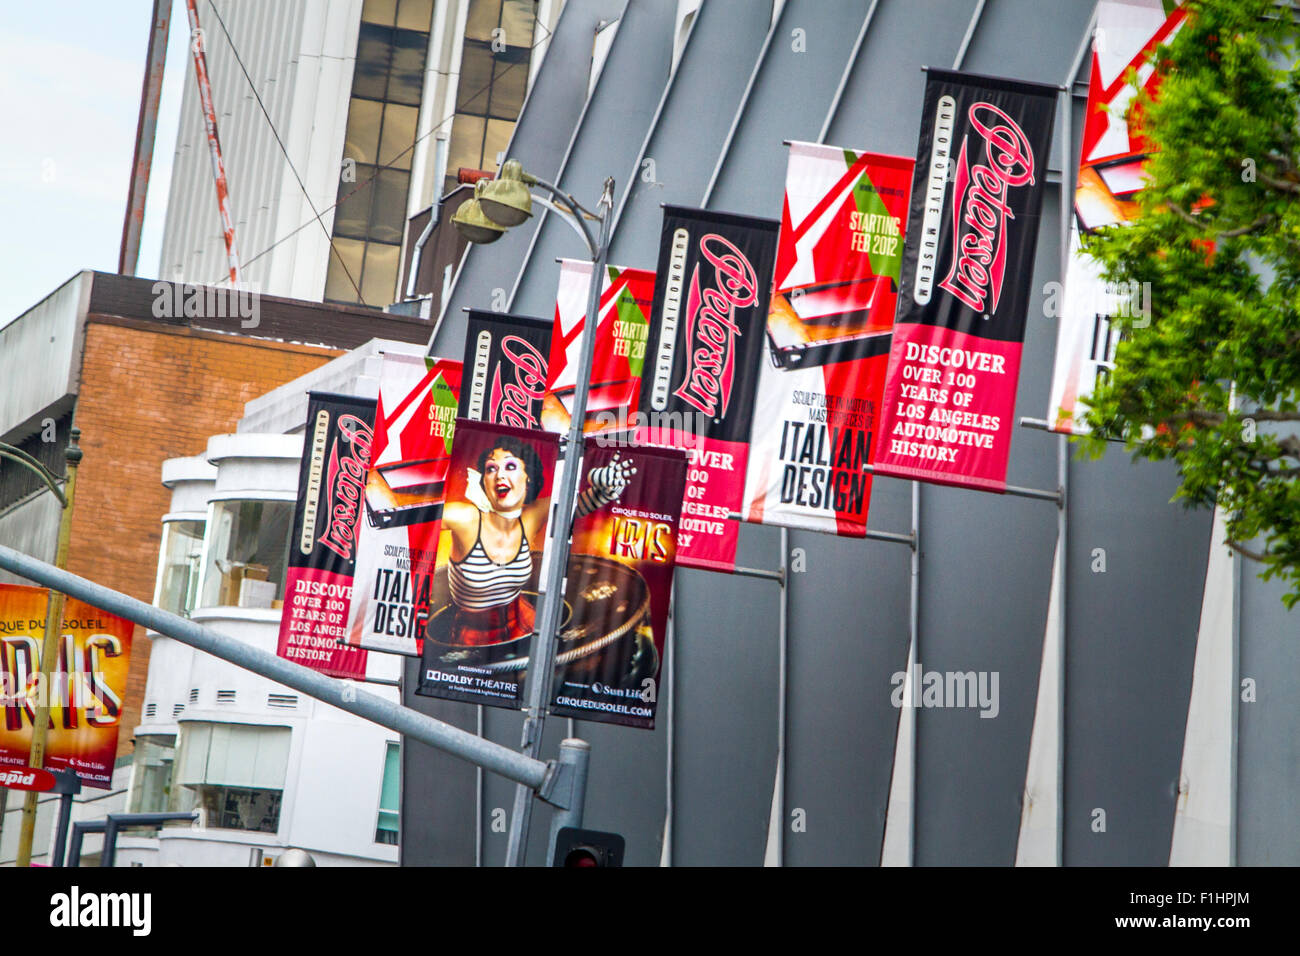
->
<box><xmin>478</xmin><ymin>158</ymin><xmax>535</xmax><ymax>227</ymax></box>
<box><xmin>451</xmin><ymin>181</ymin><xmax>508</xmax><ymax>244</ymax></box>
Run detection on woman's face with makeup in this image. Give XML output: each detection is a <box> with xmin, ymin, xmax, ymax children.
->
<box><xmin>482</xmin><ymin>448</ymin><xmax>528</xmax><ymax>512</ymax></box>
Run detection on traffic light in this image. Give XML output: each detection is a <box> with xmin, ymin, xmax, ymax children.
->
<box><xmin>552</xmin><ymin>827</ymin><xmax>625</xmax><ymax>868</ymax></box>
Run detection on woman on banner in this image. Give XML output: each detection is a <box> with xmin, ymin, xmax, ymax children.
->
<box><xmin>441</xmin><ymin>435</ymin><xmax>550</xmax><ymax>646</ymax></box>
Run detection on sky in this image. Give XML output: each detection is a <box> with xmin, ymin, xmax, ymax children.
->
<box><xmin>0</xmin><ymin>0</ymin><xmax>190</xmax><ymax>323</ymax></box>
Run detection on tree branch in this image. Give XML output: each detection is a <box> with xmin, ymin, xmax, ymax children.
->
<box><xmin>1226</xmin><ymin>539</ymin><xmax>1270</xmax><ymax>563</ymax></box>
<box><xmin>1257</xmin><ymin>170</ymin><xmax>1300</xmax><ymax>194</ymax></box>
<box><xmin>1217</xmin><ymin>214</ymin><xmax>1276</xmax><ymax>238</ymax></box>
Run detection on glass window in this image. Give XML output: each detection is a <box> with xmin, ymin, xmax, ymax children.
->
<box><xmin>457</xmin><ymin>41</ymin><xmax>495</xmax><ymax>115</ymax></box>
<box><xmin>353</xmin><ymin>23</ymin><xmax>394</xmax><ymax>101</ymax></box>
<box><xmin>343</xmin><ymin>98</ymin><xmax>383</xmax><ymax>165</ymax></box>
<box><xmin>361</xmin><ymin>242</ymin><xmax>402</xmax><ymax>306</ymax></box>
<box><xmin>376</xmin><ymin>741</ymin><xmax>399</xmax><ymax>844</ymax></box>
<box><xmin>129</xmin><ymin>734</ymin><xmax>177</xmax><ymax>815</ymax></box>
<box><xmin>199</xmin><ymin>500</ymin><xmax>294</xmax><ymax>609</ymax></box>
<box><xmin>334</xmin><ymin>163</ymin><xmax>376</xmax><ymax>240</ymax></box>
<box><xmin>370</xmin><ymin>169</ymin><xmax>410</xmax><ymax>243</ymax></box>
<box><xmin>465</xmin><ymin>0</ymin><xmax>504</xmax><ymax>42</ymax></box>
<box><xmin>325</xmin><ymin>237</ymin><xmax>366</xmax><ymax>302</ymax></box>
<box><xmin>171</xmin><ymin>722</ymin><xmax>290</xmax><ymax>833</ymax></box>
<box><xmin>395</xmin><ymin>0</ymin><xmax>434</xmax><ymax>32</ymax></box>
<box><xmin>155</xmin><ymin>520</ymin><xmax>204</xmax><ymax>618</ymax></box>
<box><xmin>361</xmin><ymin>0</ymin><xmax>397</xmax><ymax>27</ymax></box>
<box><xmin>378</xmin><ymin>103</ymin><xmax>419</xmax><ymax>170</ymax></box>
<box><xmin>388</xmin><ymin>29</ymin><xmax>429</xmax><ymax>106</ymax></box>
<box><xmin>500</xmin><ymin>0</ymin><xmax>535</xmax><ymax>46</ymax></box>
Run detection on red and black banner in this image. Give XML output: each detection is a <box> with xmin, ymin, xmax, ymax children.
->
<box><xmin>458</xmin><ymin>310</ymin><xmax>552</xmax><ymax>429</ymax></box>
<box><xmin>873</xmin><ymin>69</ymin><xmax>1057</xmax><ymax>491</ymax></box>
<box><xmin>278</xmin><ymin>392</ymin><xmax>374</xmax><ymax>679</ymax></box>
<box><xmin>550</xmin><ymin>438</ymin><xmax>688</xmax><ymax>729</ymax></box>
<box><xmin>635</xmin><ymin>205</ymin><xmax>779</xmax><ymax>572</ymax></box>
<box><xmin>416</xmin><ymin>419</ymin><xmax>561</xmax><ymax>709</ymax></box>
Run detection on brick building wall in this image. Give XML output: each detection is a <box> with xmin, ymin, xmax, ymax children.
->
<box><xmin>65</xmin><ymin>317</ymin><xmax>341</xmax><ymax>759</ymax></box>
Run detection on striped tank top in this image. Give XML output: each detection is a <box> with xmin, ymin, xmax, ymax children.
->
<box><xmin>448</xmin><ymin>512</ymin><xmax>532</xmax><ymax>610</ymax></box>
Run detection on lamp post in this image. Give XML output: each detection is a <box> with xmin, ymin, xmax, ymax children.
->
<box><xmin>0</xmin><ymin>427</ymin><xmax>82</xmax><ymax>867</ymax></box>
<box><xmin>453</xmin><ymin>161</ymin><xmax>612</xmax><ymax>866</ymax></box>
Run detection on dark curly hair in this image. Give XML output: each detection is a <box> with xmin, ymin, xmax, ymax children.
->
<box><xmin>476</xmin><ymin>435</ymin><xmax>544</xmax><ymax>504</ymax></box>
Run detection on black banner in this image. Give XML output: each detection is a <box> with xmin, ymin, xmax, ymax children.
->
<box><xmin>635</xmin><ymin>205</ymin><xmax>779</xmax><ymax>572</ymax></box>
<box><xmin>873</xmin><ymin>69</ymin><xmax>1057</xmax><ymax>492</ymax></box>
<box><xmin>550</xmin><ymin>439</ymin><xmax>688</xmax><ymax>729</ymax></box>
<box><xmin>277</xmin><ymin>392</ymin><xmax>375</xmax><ymax>679</ymax></box>
<box><xmin>458</xmin><ymin>310</ymin><xmax>552</xmax><ymax>429</ymax></box>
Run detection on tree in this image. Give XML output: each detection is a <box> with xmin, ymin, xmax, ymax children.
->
<box><xmin>1082</xmin><ymin>0</ymin><xmax>1300</xmax><ymax>607</ymax></box>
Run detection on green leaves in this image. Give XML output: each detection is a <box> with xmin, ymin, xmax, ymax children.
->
<box><xmin>1080</xmin><ymin>0</ymin><xmax>1300</xmax><ymax>607</ymax></box>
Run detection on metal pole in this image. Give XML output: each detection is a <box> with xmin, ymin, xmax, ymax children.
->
<box><xmin>51</xmin><ymin>793</ymin><xmax>74</xmax><ymax>867</ymax></box>
<box><xmin>907</xmin><ymin>481</ymin><xmax>920</xmax><ymax>866</ymax></box>
<box><xmin>504</xmin><ymin>180</ymin><xmax>614</xmax><ymax>868</ymax></box>
<box><xmin>68</xmin><ymin>820</ymin><xmax>104</xmax><ymax>869</ymax></box>
<box><xmin>0</xmin><ymin>543</ymin><xmax>557</xmax><ymax>797</ymax></box>
<box><xmin>185</xmin><ymin>0</ymin><xmax>241</xmax><ymax>284</ymax></box>
<box><xmin>17</xmin><ymin>427</ymin><xmax>81</xmax><ymax>868</ymax></box>
<box><xmin>101</xmin><ymin>812</ymin><xmax>199</xmax><ymax>867</ymax></box>
<box><xmin>775</xmin><ymin>527</ymin><xmax>789</xmax><ymax>866</ymax></box>
<box><xmin>119</xmin><ymin>0</ymin><xmax>170</xmax><ymax>276</ymax></box>
<box><xmin>545</xmin><ymin>738</ymin><xmax>592</xmax><ymax>863</ymax></box>
<box><xmin>49</xmin><ymin>769</ymin><xmax>81</xmax><ymax>868</ymax></box>
<box><xmin>1055</xmin><ymin>435</ymin><xmax>1068</xmax><ymax>867</ymax></box>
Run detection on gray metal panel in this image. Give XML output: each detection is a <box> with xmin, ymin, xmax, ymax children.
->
<box><xmin>706</xmin><ymin>0</ymin><xmax>870</xmax><ymax>213</ymax></box>
<box><xmin>400</xmin><ymin>656</ymin><xmax>479</xmax><ymax>865</ymax></box>
<box><xmin>508</xmin><ymin>0</ymin><xmax>678</xmax><ymax>318</ymax></box>
<box><xmin>912</xmin><ymin>0</ymin><xmax>1098</xmax><ymax>865</ymax></box>
<box><xmin>670</xmin><ymin>524</ymin><xmax>784</xmax><ymax>865</ymax></box>
<box><xmin>660</xmin><ymin>0</ymin><xmax>871</xmax><ymax>867</ymax></box>
<box><xmin>607</xmin><ymin>0</ymin><xmax>773</xmax><ymax>266</ymax></box>
<box><xmin>431</xmin><ymin>0</ymin><xmax>629</xmax><ymax>359</ymax></box>
<box><xmin>778</xmin><ymin>0</ymin><xmax>977</xmax><ymax>868</ymax></box>
<box><xmin>821</xmin><ymin>0</ymin><xmax>980</xmax><ymax>156</ymax></box>
<box><xmin>1235</xmin><ymin>426</ymin><xmax>1300</xmax><ymax>866</ymax></box>
<box><xmin>1063</xmin><ymin>455</ymin><xmax>1210</xmax><ymax>865</ymax></box>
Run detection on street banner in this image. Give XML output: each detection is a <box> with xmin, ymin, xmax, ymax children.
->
<box><xmin>873</xmin><ymin>69</ymin><xmax>1058</xmax><ymax>491</ymax></box>
<box><xmin>1047</xmin><ymin>0</ymin><xmax>1186</xmax><ymax>433</ymax></box>
<box><xmin>458</xmin><ymin>310</ymin><xmax>551</xmax><ymax>429</ymax></box>
<box><xmin>636</xmin><ymin>205</ymin><xmax>779</xmax><ymax>572</ymax></box>
<box><xmin>278</xmin><ymin>393</ymin><xmax>374</xmax><ymax>678</ymax></box>
<box><xmin>541</xmin><ymin>259</ymin><xmax>658</xmax><ymax>438</ymax></box>
<box><xmin>344</xmin><ymin>354</ymin><xmax>463</xmax><ymax>656</ymax></box>
<box><xmin>742</xmin><ymin>142</ymin><xmax>914</xmax><ymax>535</ymax></box>
<box><xmin>416</xmin><ymin>419</ymin><xmax>561</xmax><ymax>708</ymax></box>
<box><xmin>551</xmin><ymin>439</ymin><xmax>688</xmax><ymax>729</ymax></box>
<box><xmin>0</xmin><ymin>584</ymin><xmax>133</xmax><ymax>789</ymax></box>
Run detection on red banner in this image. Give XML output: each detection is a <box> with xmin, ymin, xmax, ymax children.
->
<box><xmin>345</xmin><ymin>355</ymin><xmax>462</xmax><ymax>656</ymax></box>
<box><xmin>0</xmin><ymin>584</ymin><xmax>133</xmax><ymax>789</ymax></box>
<box><xmin>743</xmin><ymin>142</ymin><xmax>914</xmax><ymax>535</ymax></box>
<box><xmin>542</xmin><ymin>259</ymin><xmax>657</xmax><ymax>437</ymax></box>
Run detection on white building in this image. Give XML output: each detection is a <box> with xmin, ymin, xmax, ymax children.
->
<box><xmin>158</xmin><ymin>0</ymin><xmax>562</xmax><ymax>307</ymax></box>
<box><xmin>116</xmin><ymin>340</ymin><xmax>420</xmax><ymax>867</ymax></box>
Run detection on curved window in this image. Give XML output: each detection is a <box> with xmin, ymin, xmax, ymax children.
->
<box><xmin>154</xmin><ymin>520</ymin><xmax>205</xmax><ymax>618</ymax></box>
<box><xmin>199</xmin><ymin>500</ymin><xmax>294</xmax><ymax>609</ymax></box>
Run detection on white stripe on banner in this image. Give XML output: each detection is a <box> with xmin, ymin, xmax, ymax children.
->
<box><xmin>1169</xmin><ymin>506</ymin><xmax>1234</xmax><ymax>865</ymax></box>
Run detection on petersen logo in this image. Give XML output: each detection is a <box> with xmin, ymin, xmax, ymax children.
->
<box><xmin>938</xmin><ymin>101</ymin><xmax>1036</xmax><ymax>315</ymax></box>
<box><xmin>318</xmin><ymin>413</ymin><xmax>372</xmax><ymax>561</ymax></box>
<box><xmin>0</xmin><ymin>767</ymin><xmax>55</xmax><ymax>791</ymax></box>
<box><xmin>488</xmin><ymin>335</ymin><xmax>547</xmax><ymax>428</ymax></box>
<box><xmin>671</xmin><ymin>234</ymin><xmax>758</xmax><ymax>419</ymax></box>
